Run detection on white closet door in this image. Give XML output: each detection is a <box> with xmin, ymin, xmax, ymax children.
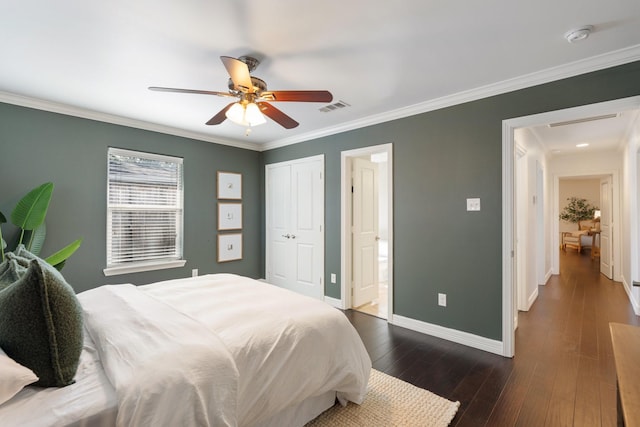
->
<box><xmin>266</xmin><ymin>156</ymin><xmax>324</xmax><ymax>300</ymax></box>
<box><xmin>267</xmin><ymin>164</ymin><xmax>292</xmax><ymax>289</ymax></box>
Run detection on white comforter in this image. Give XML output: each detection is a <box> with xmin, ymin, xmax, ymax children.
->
<box><xmin>79</xmin><ymin>284</ymin><xmax>239</xmax><ymax>427</ymax></box>
<box><xmin>80</xmin><ymin>274</ymin><xmax>371</xmax><ymax>427</ymax></box>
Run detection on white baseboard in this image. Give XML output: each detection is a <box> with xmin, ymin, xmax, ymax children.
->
<box><xmin>527</xmin><ymin>287</ymin><xmax>539</xmax><ymax>311</ymax></box>
<box><xmin>324</xmin><ymin>296</ymin><xmax>345</xmax><ymax>309</ymax></box>
<box><xmin>543</xmin><ymin>269</ymin><xmax>553</xmax><ymax>285</ymax></box>
<box><xmin>389</xmin><ymin>314</ymin><xmax>505</xmax><ymax>356</ymax></box>
<box><xmin>621</xmin><ymin>277</ymin><xmax>640</xmax><ymax>316</ymax></box>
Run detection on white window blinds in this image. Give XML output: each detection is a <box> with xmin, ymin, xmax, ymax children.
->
<box><xmin>106</xmin><ymin>148</ymin><xmax>184</xmax><ymax>271</ymax></box>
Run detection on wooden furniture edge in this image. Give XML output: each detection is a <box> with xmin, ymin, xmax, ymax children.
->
<box><xmin>610</xmin><ymin>322</ymin><xmax>640</xmax><ymax>427</ymax></box>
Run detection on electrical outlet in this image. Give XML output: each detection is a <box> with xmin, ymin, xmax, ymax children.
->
<box><xmin>438</xmin><ymin>293</ymin><xmax>447</xmax><ymax>307</ymax></box>
<box><xmin>330</xmin><ymin>273</ymin><xmax>337</xmax><ymax>284</ymax></box>
<box><xmin>466</xmin><ymin>198</ymin><xmax>481</xmax><ymax>211</ymax></box>
<box><xmin>192</xmin><ymin>268</ymin><xmax>198</xmax><ymax>277</ymax></box>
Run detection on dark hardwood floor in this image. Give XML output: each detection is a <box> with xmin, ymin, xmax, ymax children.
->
<box><xmin>345</xmin><ymin>250</ymin><xmax>640</xmax><ymax>426</ymax></box>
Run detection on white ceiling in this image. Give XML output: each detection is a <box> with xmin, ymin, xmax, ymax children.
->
<box><xmin>529</xmin><ymin>108</ymin><xmax>640</xmax><ymax>156</ymax></box>
<box><xmin>1</xmin><ymin>1</ymin><xmax>640</xmax><ymax>151</ymax></box>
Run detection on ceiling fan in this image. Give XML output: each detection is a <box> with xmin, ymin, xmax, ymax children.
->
<box><xmin>149</xmin><ymin>56</ymin><xmax>333</xmax><ymax>129</ymax></box>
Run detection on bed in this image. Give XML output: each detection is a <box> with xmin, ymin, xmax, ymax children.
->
<box><xmin>0</xmin><ymin>273</ymin><xmax>372</xmax><ymax>427</ymax></box>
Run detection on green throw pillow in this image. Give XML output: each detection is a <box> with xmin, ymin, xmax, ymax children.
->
<box><xmin>6</xmin><ymin>252</ymin><xmax>31</xmax><ymax>269</ymax></box>
<box><xmin>0</xmin><ymin>257</ymin><xmax>83</xmax><ymax>387</ymax></box>
<box><xmin>14</xmin><ymin>244</ymin><xmax>37</xmax><ymax>260</ymax></box>
<box><xmin>0</xmin><ymin>259</ymin><xmax>27</xmax><ymax>289</ymax></box>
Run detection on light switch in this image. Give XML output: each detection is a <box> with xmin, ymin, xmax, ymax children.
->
<box><xmin>438</xmin><ymin>293</ymin><xmax>447</xmax><ymax>307</ymax></box>
<box><xmin>466</xmin><ymin>198</ymin><xmax>481</xmax><ymax>211</ymax></box>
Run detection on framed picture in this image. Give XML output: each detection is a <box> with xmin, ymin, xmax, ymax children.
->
<box><xmin>218</xmin><ymin>202</ymin><xmax>242</xmax><ymax>230</ymax></box>
<box><xmin>217</xmin><ymin>233</ymin><xmax>242</xmax><ymax>262</ymax></box>
<box><xmin>217</xmin><ymin>171</ymin><xmax>242</xmax><ymax>200</ymax></box>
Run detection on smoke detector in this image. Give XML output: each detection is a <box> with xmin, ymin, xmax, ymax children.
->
<box><xmin>565</xmin><ymin>25</ymin><xmax>594</xmax><ymax>43</ymax></box>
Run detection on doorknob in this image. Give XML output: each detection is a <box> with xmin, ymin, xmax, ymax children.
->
<box><xmin>291</xmin><ymin>234</ymin><xmax>296</xmax><ymax>239</ymax></box>
<box><xmin>282</xmin><ymin>234</ymin><xmax>291</xmax><ymax>239</ymax></box>
<box><xmin>375</xmin><ymin>236</ymin><xmax>381</xmax><ymax>241</ymax></box>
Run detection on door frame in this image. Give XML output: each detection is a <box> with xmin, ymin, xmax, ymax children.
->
<box><xmin>340</xmin><ymin>143</ymin><xmax>393</xmax><ymax>317</ymax></box>
<box><xmin>502</xmin><ymin>96</ymin><xmax>639</xmax><ymax>357</ymax></box>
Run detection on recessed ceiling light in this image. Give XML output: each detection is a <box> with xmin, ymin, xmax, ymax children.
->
<box><xmin>576</xmin><ymin>143</ymin><xmax>589</xmax><ymax>148</ymax></box>
<box><xmin>565</xmin><ymin>25</ymin><xmax>594</xmax><ymax>43</ymax></box>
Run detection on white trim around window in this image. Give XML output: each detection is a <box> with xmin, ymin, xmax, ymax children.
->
<box><xmin>103</xmin><ymin>147</ymin><xmax>186</xmax><ymax>276</ymax></box>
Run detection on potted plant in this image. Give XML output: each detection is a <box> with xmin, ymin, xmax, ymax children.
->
<box><xmin>0</xmin><ymin>182</ymin><xmax>82</xmax><ymax>269</ymax></box>
<box><xmin>559</xmin><ymin>197</ymin><xmax>598</xmax><ymax>228</ymax></box>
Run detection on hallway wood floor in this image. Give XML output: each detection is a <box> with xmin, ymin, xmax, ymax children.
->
<box><xmin>345</xmin><ymin>250</ymin><xmax>640</xmax><ymax>426</ymax></box>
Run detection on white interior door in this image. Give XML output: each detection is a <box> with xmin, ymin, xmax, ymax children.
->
<box><xmin>600</xmin><ymin>176</ymin><xmax>613</xmax><ymax>278</ymax></box>
<box><xmin>290</xmin><ymin>161</ymin><xmax>324</xmax><ymax>299</ymax></box>
<box><xmin>352</xmin><ymin>158</ymin><xmax>379</xmax><ymax>308</ymax></box>
<box><xmin>266</xmin><ymin>157</ymin><xmax>324</xmax><ymax>300</ymax></box>
<box><xmin>267</xmin><ymin>164</ymin><xmax>292</xmax><ymax>289</ymax></box>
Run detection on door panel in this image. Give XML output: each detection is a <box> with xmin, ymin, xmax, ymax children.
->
<box><xmin>600</xmin><ymin>177</ymin><xmax>612</xmax><ymax>278</ymax></box>
<box><xmin>296</xmin><ymin>243</ymin><xmax>315</xmax><ymax>285</ymax></box>
<box><xmin>272</xmin><ymin>241</ymin><xmax>288</xmax><ymax>281</ymax></box>
<box><xmin>352</xmin><ymin>158</ymin><xmax>379</xmax><ymax>308</ymax></box>
<box><xmin>295</xmin><ymin>168</ymin><xmax>315</xmax><ymax>231</ymax></box>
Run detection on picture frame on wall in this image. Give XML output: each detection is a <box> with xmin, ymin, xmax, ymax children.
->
<box><xmin>217</xmin><ymin>233</ymin><xmax>242</xmax><ymax>262</ymax></box>
<box><xmin>217</xmin><ymin>171</ymin><xmax>242</xmax><ymax>200</ymax></box>
<box><xmin>218</xmin><ymin>202</ymin><xmax>242</xmax><ymax>230</ymax></box>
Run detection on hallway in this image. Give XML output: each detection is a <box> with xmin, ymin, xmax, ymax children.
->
<box><xmin>507</xmin><ymin>249</ymin><xmax>639</xmax><ymax>425</ymax></box>
<box><xmin>346</xmin><ymin>250</ymin><xmax>640</xmax><ymax>426</ymax></box>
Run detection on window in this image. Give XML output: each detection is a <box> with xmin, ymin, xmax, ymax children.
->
<box><xmin>104</xmin><ymin>148</ymin><xmax>185</xmax><ymax>276</ymax></box>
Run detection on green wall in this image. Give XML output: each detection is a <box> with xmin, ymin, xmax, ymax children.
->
<box><xmin>0</xmin><ymin>104</ymin><xmax>262</xmax><ymax>292</ymax></box>
<box><xmin>2</xmin><ymin>60</ymin><xmax>639</xmax><ymax>342</ymax></box>
<box><xmin>262</xmin><ymin>60</ymin><xmax>640</xmax><ymax>341</ymax></box>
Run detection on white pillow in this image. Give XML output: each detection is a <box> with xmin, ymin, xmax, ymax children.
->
<box><xmin>0</xmin><ymin>347</ymin><xmax>39</xmax><ymax>405</ymax></box>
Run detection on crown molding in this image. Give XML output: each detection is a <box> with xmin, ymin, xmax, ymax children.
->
<box><xmin>2</xmin><ymin>43</ymin><xmax>639</xmax><ymax>153</ymax></box>
<box><xmin>0</xmin><ymin>91</ymin><xmax>262</xmax><ymax>151</ymax></box>
<box><xmin>261</xmin><ymin>43</ymin><xmax>640</xmax><ymax>151</ymax></box>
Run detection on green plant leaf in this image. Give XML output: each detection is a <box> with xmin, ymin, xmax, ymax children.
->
<box><xmin>45</xmin><ymin>238</ymin><xmax>82</xmax><ymax>269</ymax></box>
<box><xmin>52</xmin><ymin>259</ymin><xmax>66</xmax><ymax>271</ymax></box>
<box><xmin>11</xmin><ymin>182</ymin><xmax>54</xmax><ymax>231</ymax></box>
<box><xmin>25</xmin><ymin>222</ymin><xmax>47</xmax><ymax>256</ymax></box>
<box><xmin>0</xmin><ymin>211</ymin><xmax>5</xmax><ymax>261</ymax></box>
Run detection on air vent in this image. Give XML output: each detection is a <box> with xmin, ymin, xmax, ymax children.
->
<box><xmin>319</xmin><ymin>100</ymin><xmax>351</xmax><ymax>113</ymax></box>
<box><xmin>548</xmin><ymin>113</ymin><xmax>618</xmax><ymax>127</ymax></box>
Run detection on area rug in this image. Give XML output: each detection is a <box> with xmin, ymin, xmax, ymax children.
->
<box><xmin>306</xmin><ymin>369</ymin><xmax>460</xmax><ymax>426</ymax></box>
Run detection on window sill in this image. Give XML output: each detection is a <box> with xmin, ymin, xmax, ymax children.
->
<box><xmin>103</xmin><ymin>259</ymin><xmax>187</xmax><ymax>277</ymax></box>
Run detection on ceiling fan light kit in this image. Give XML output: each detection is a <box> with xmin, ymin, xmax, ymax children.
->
<box><xmin>225</xmin><ymin>101</ymin><xmax>267</xmax><ymax>127</ymax></box>
<box><xmin>149</xmin><ymin>55</ymin><xmax>333</xmax><ymax>131</ymax></box>
<box><xmin>564</xmin><ymin>25</ymin><xmax>594</xmax><ymax>43</ymax></box>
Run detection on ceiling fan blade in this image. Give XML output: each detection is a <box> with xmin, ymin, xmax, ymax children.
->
<box><xmin>258</xmin><ymin>102</ymin><xmax>299</xmax><ymax>129</ymax></box>
<box><xmin>148</xmin><ymin>86</ymin><xmax>237</xmax><ymax>98</ymax></box>
<box><xmin>220</xmin><ymin>56</ymin><xmax>254</xmax><ymax>93</ymax></box>
<box><xmin>261</xmin><ymin>90</ymin><xmax>333</xmax><ymax>103</ymax></box>
<box><xmin>206</xmin><ymin>103</ymin><xmax>235</xmax><ymax>125</ymax></box>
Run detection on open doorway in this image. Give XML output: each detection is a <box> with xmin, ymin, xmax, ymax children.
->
<box><xmin>557</xmin><ymin>175</ymin><xmax>612</xmax><ymax>278</ymax></box>
<box><xmin>502</xmin><ymin>96</ymin><xmax>640</xmax><ymax>357</ymax></box>
<box><xmin>340</xmin><ymin>143</ymin><xmax>393</xmax><ymax>320</ymax></box>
